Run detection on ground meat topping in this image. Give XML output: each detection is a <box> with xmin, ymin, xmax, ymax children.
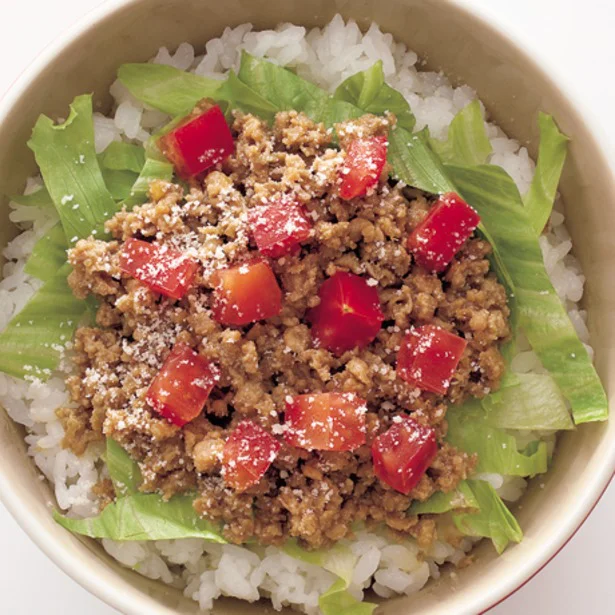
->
<box><xmin>62</xmin><ymin>110</ymin><xmax>509</xmax><ymax>551</ymax></box>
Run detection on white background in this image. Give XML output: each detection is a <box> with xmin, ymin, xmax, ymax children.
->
<box><xmin>0</xmin><ymin>0</ymin><xmax>613</xmax><ymax>613</ymax></box>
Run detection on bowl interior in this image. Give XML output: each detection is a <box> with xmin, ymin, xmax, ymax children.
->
<box><xmin>0</xmin><ymin>1</ymin><xmax>613</xmax><ymax>614</ymax></box>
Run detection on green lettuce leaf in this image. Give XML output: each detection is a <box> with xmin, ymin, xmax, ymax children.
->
<box><xmin>524</xmin><ymin>113</ymin><xmax>569</xmax><ymax>235</ymax></box>
<box><xmin>334</xmin><ymin>61</ymin><xmax>416</xmax><ymax>131</ymax></box>
<box><xmin>319</xmin><ymin>579</ymin><xmax>377</xmax><ymax>615</ymax></box>
<box><xmin>237</xmin><ymin>52</ymin><xmax>363</xmax><ymax>128</ymax></box>
<box><xmin>99</xmin><ymin>141</ymin><xmax>146</xmax><ymax>174</ymax></box>
<box><xmin>482</xmin><ymin>372</ymin><xmax>574</xmax><ymax>431</ymax></box>
<box><xmin>118</xmin><ymin>63</ymin><xmax>223</xmax><ymax>116</ymax></box>
<box><xmin>106</xmin><ymin>439</ymin><xmax>142</xmax><ymax>496</ymax></box>
<box><xmin>388</xmin><ymin>126</ymin><xmax>456</xmax><ymax>194</ymax></box>
<box><xmin>27</xmin><ymin>94</ymin><xmax>118</xmax><ymax>244</ymax></box>
<box><xmin>217</xmin><ymin>70</ymin><xmax>278</xmax><ymax>123</ymax></box>
<box><xmin>9</xmin><ymin>187</ymin><xmax>53</xmax><ymax>208</ymax></box>
<box><xmin>53</xmin><ymin>493</ymin><xmax>226</xmax><ymax>542</ymax></box>
<box><xmin>23</xmin><ymin>222</ymin><xmax>68</xmax><ymax>282</ymax></box>
<box><xmin>284</xmin><ymin>541</ymin><xmax>376</xmax><ymax>615</ymax></box>
<box><xmin>122</xmin><ymin>158</ymin><xmax>174</xmax><ymax>207</ymax></box>
<box><xmin>447</xmin><ymin>400</ymin><xmax>548</xmax><ymax>476</ymax></box>
<box><xmin>0</xmin><ymin>263</ymin><xmax>86</xmax><ymax>379</ymax></box>
<box><xmin>102</xmin><ymin>169</ymin><xmax>140</xmax><ymax>201</ymax></box>
<box><xmin>55</xmin><ymin>440</ymin><xmax>224</xmax><ymax>543</ymax></box>
<box><xmin>446</xmin><ymin>164</ymin><xmax>607</xmax><ymax>424</ymax></box>
<box><xmin>408</xmin><ymin>481</ymin><xmax>478</xmax><ymax>515</ymax></box>
<box><xmin>452</xmin><ymin>479</ymin><xmax>523</xmax><ymax>554</ymax></box>
<box><xmin>430</xmin><ymin>100</ymin><xmax>492</xmax><ymax>166</ymax></box>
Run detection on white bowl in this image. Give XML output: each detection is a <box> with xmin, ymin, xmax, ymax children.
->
<box><xmin>0</xmin><ymin>1</ymin><xmax>613</xmax><ymax>614</ymax></box>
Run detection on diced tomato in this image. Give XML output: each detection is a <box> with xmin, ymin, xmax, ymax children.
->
<box><xmin>372</xmin><ymin>416</ymin><xmax>437</xmax><ymax>495</ymax></box>
<box><xmin>158</xmin><ymin>103</ymin><xmax>234</xmax><ymax>178</ymax></box>
<box><xmin>211</xmin><ymin>261</ymin><xmax>282</xmax><ymax>325</ymax></box>
<box><xmin>284</xmin><ymin>392</ymin><xmax>367</xmax><ymax>452</ymax></box>
<box><xmin>407</xmin><ymin>192</ymin><xmax>480</xmax><ymax>272</ymax></box>
<box><xmin>248</xmin><ymin>196</ymin><xmax>312</xmax><ymax>258</ymax></box>
<box><xmin>339</xmin><ymin>136</ymin><xmax>388</xmax><ymax>200</ymax></box>
<box><xmin>119</xmin><ymin>238</ymin><xmax>199</xmax><ymax>300</ymax></box>
<box><xmin>222</xmin><ymin>420</ymin><xmax>281</xmax><ymax>492</ymax></box>
<box><xmin>146</xmin><ymin>343</ymin><xmax>220</xmax><ymax>427</ymax></box>
<box><xmin>308</xmin><ymin>272</ymin><xmax>384</xmax><ymax>354</ymax></box>
<box><xmin>396</xmin><ymin>325</ymin><xmax>467</xmax><ymax>395</ymax></box>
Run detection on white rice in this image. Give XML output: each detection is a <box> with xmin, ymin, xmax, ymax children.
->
<box><xmin>0</xmin><ymin>15</ymin><xmax>592</xmax><ymax>614</ymax></box>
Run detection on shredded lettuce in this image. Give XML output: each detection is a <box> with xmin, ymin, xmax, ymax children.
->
<box><xmin>0</xmin><ymin>263</ymin><xmax>86</xmax><ymax>379</ymax></box>
<box><xmin>446</xmin><ymin>401</ymin><xmax>549</xmax><ymax>476</ymax></box>
<box><xmin>482</xmin><ymin>372</ymin><xmax>574</xmax><ymax>430</ymax></box>
<box><xmin>106</xmin><ymin>438</ymin><xmax>142</xmax><ymax>496</ymax></box>
<box><xmin>118</xmin><ymin>63</ymin><xmax>223</xmax><ymax>116</ymax></box>
<box><xmin>284</xmin><ymin>541</ymin><xmax>376</xmax><ymax>615</ymax></box>
<box><xmin>102</xmin><ymin>168</ymin><xmax>140</xmax><ymax>201</ymax></box>
<box><xmin>447</xmin><ymin>164</ymin><xmax>607</xmax><ymax>423</ymax></box>
<box><xmin>388</xmin><ymin>127</ymin><xmax>456</xmax><ymax>194</ymax></box>
<box><xmin>217</xmin><ymin>70</ymin><xmax>278</xmax><ymax>122</ymax></box>
<box><xmin>409</xmin><ymin>479</ymin><xmax>521</xmax><ymax>554</ymax></box>
<box><xmin>408</xmin><ymin>481</ymin><xmax>478</xmax><ymax>515</ymax></box>
<box><xmin>524</xmin><ymin>113</ymin><xmax>569</xmax><ymax>235</ymax></box>
<box><xmin>122</xmin><ymin>158</ymin><xmax>174</xmax><ymax>207</ymax></box>
<box><xmin>452</xmin><ymin>480</ymin><xmax>523</xmax><ymax>554</ymax></box>
<box><xmin>27</xmin><ymin>95</ymin><xmax>118</xmax><ymax>244</ymax></box>
<box><xmin>53</xmin><ymin>494</ymin><xmax>226</xmax><ymax>542</ymax></box>
<box><xmin>99</xmin><ymin>141</ymin><xmax>146</xmax><ymax>174</ymax></box>
<box><xmin>9</xmin><ymin>187</ymin><xmax>53</xmax><ymax>208</ymax></box>
<box><xmin>23</xmin><ymin>222</ymin><xmax>67</xmax><ymax>282</ymax></box>
<box><xmin>56</xmin><ymin>439</ymin><xmax>224</xmax><ymax>542</ymax></box>
<box><xmin>430</xmin><ymin>100</ymin><xmax>492</xmax><ymax>166</ymax></box>
<box><xmin>319</xmin><ymin>580</ymin><xmax>377</xmax><ymax>615</ymax></box>
<box><xmin>237</xmin><ymin>52</ymin><xmax>363</xmax><ymax>128</ymax></box>
<box><xmin>334</xmin><ymin>61</ymin><xmax>416</xmax><ymax>131</ymax></box>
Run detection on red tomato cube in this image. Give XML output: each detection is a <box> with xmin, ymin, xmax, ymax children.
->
<box><xmin>284</xmin><ymin>392</ymin><xmax>367</xmax><ymax>452</ymax></box>
<box><xmin>222</xmin><ymin>420</ymin><xmax>281</xmax><ymax>492</ymax></box>
<box><xmin>119</xmin><ymin>238</ymin><xmax>199</xmax><ymax>300</ymax></box>
<box><xmin>407</xmin><ymin>192</ymin><xmax>480</xmax><ymax>272</ymax></box>
<box><xmin>158</xmin><ymin>104</ymin><xmax>234</xmax><ymax>178</ymax></box>
<box><xmin>146</xmin><ymin>343</ymin><xmax>220</xmax><ymax>427</ymax></box>
<box><xmin>397</xmin><ymin>325</ymin><xmax>467</xmax><ymax>395</ymax></box>
<box><xmin>211</xmin><ymin>261</ymin><xmax>282</xmax><ymax>326</ymax></box>
<box><xmin>339</xmin><ymin>136</ymin><xmax>388</xmax><ymax>200</ymax></box>
<box><xmin>372</xmin><ymin>416</ymin><xmax>437</xmax><ymax>495</ymax></box>
<box><xmin>308</xmin><ymin>271</ymin><xmax>384</xmax><ymax>355</ymax></box>
<box><xmin>248</xmin><ymin>196</ymin><xmax>312</xmax><ymax>258</ymax></box>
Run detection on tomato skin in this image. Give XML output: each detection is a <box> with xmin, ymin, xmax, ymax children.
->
<box><xmin>308</xmin><ymin>272</ymin><xmax>384</xmax><ymax>354</ymax></box>
<box><xmin>407</xmin><ymin>192</ymin><xmax>480</xmax><ymax>272</ymax></box>
<box><xmin>284</xmin><ymin>392</ymin><xmax>367</xmax><ymax>452</ymax></box>
<box><xmin>248</xmin><ymin>196</ymin><xmax>312</xmax><ymax>258</ymax></box>
<box><xmin>119</xmin><ymin>238</ymin><xmax>199</xmax><ymax>300</ymax></box>
<box><xmin>211</xmin><ymin>261</ymin><xmax>282</xmax><ymax>326</ymax></box>
<box><xmin>158</xmin><ymin>104</ymin><xmax>234</xmax><ymax>178</ymax></box>
<box><xmin>372</xmin><ymin>416</ymin><xmax>437</xmax><ymax>495</ymax></box>
<box><xmin>222</xmin><ymin>420</ymin><xmax>281</xmax><ymax>492</ymax></box>
<box><xmin>396</xmin><ymin>325</ymin><xmax>467</xmax><ymax>395</ymax></box>
<box><xmin>339</xmin><ymin>136</ymin><xmax>388</xmax><ymax>200</ymax></box>
<box><xmin>146</xmin><ymin>344</ymin><xmax>220</xmax><ymax>427</ymax></box>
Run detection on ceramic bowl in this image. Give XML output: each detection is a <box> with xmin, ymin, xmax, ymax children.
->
<box><xmin>0</xmin><ymin>1</ymin><xmax>613</xmax><ymax>613</ymax></box>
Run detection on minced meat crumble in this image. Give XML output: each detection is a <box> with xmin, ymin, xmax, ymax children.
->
<box><xmin>59</xmin><ymin>109</ymin><xmax>510</xmax><ymax>550</ymax></box>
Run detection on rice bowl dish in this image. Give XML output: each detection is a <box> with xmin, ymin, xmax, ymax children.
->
<box><xmin>0</xmin><ymin>13</ymin><xmax>608</xmax><ymax>615</ymax></box>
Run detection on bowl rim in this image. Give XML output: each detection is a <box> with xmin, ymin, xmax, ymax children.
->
<box><xmin>0</xmin><ymin>1</ymin><xmax>613</xmax><ymax>614</ymax></box>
